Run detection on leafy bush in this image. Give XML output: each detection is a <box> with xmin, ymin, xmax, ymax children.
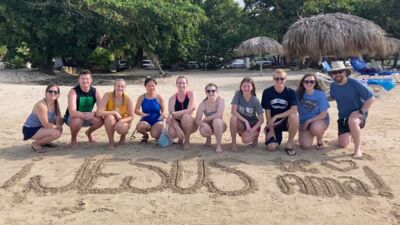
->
<box><xmin>87</xmin><ymin>47</ymin><xmax>115</xmax><ymax>70</ymax></box>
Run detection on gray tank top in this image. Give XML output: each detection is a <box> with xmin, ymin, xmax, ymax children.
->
<box><xmin>24</xmin><ymin>100</ymin><xmax>57</xmax><ymax>127</ymax></box>
<box><xmin>203</xmin><ymin>102</ymin><xmax>218</xmax><ymax>117</ymax></box>
<box><xmin>24</xmin><ymin>111</ymin><xmax>56</xmax><ymax>127</ymax></box>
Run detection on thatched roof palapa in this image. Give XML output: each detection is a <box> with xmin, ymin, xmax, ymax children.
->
<box><xmin>385</xmin><ymin>37</ymin><xmax>400</xmax><ymax>56</ymax></box>
<box><xmin>235</xmin><ymin>36</ymin><xmax>283</xmax><ymax>57</ymax></box>
<box><xmin>283</xmin><ymin>13</ymin><xmax>388</xmax><ymax>61</ymax></box>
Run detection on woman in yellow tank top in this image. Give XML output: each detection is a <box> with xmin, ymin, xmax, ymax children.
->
<box><xmin>97</xmin><ymin>79</ymin><xmax>135</xmax><ymax>149</ymax></box>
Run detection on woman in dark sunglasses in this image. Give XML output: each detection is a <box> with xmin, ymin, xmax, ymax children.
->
<box><xmin>195</xmin><ymin>83</ymin><xmax>227</xmax><ymax>153</ymax></box>
<box><xmin>296</xmin><ymin>73</ymin><xmax>330</xmax><ymax>150</ymax></box>
<box><xmin>22</xmin><ymin>84</ymin><xmax>63</xmax><ymax>153</ymax></box>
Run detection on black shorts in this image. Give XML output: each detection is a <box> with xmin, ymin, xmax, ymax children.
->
<box><xmin>265</xmin><ymin>118</ymin><xmax>288</xmax><ymax>145</ymax></box>
<box><xmin>22</xmin><ymin>126</ymin><xmax>42</xmax><ymax>140</ymax></box>
<box><xmin>337</xmin><ymin>112</ymin><xmax>368</xmax><ymax>135</ymax></box>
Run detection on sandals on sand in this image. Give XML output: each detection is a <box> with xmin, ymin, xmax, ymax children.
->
<box><xmin>140</xmin><ymin>134</ymin><xmax>149</xmax><ymax>144</ymax></box>
<box><xmin>315</xmin><ymin>142</ymin><xmax>324</xmax><ymax>150</ymax></box>
<box><xmin>31</xmin><ymin>145</ymin><xmax>47</xmax><ymax>153</ymax></box>
<box><xmin>285</xmin><ymin>147</ymin><xmax>296</xmax><ymax>156</ymax></box>
<box><xmin>43</xmin><ymin>143</ymin><xmax>58</xmax><ymax>148</ymax></box>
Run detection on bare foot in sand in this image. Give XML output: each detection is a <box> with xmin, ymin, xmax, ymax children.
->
<box><xmin>216</xmin><ymin>145</ymin><xmax>223</xmax><ymax>153</ymax></box>
<box><xmin>107</xmin><ymin>143</ymin><xmax>116</xmax><ymax>150</ymax></box>
<box><xmin>205</xmin><ymin>137</ymin><xmax>212</xmax><ymax>146</ymax></box>
<box><xmin>250</xmin><ymin>140</ymin><xmax>258</xmax><ymax>147</ymax></box>
<box><xmin>183</xmin><ymin>142</ymin><xmax>191</xmax><ymax>150</ymax></box>
<box><xmin>353</xmin><ymin>150</ymin><xmax>363</xmax><ymax>159</ymax></box>
<box><xmin>116</xmin><ymin>136</ymin><xmax>126</xmax><ymax>147</ymax></box>
<box><xmin>85</xmin><ymin>130</ymin><xmax>96</xmax><ymax>143</ymax></box>
<box><xmin>69</xmin><ymin>141</ymin><xmax>78</xmax><ymax>150</ymax></box>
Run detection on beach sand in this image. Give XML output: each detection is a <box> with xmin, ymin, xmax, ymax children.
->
<box><xmin>0</xmin><ymin>68</ymin><xmax>399</xmax><ymax>225</ymax></box>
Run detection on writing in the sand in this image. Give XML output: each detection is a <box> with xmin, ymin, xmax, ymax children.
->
<box><xmin>275</xmin><ymin>159</ymin><xmax>393</xmax><ymax>199</ymax></box>
<box><xmin>1</xmin><ymin>157</ymin><xmax>393</xmax><ymax>199</ymax></box>
<box><xmin>1</xmin><ymin>158</ymin><xmax>257</xmax><ymax>196</ymax></box>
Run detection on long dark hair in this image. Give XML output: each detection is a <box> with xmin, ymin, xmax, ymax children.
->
<box><xmin>45</xmin><ymin>84</ymin><xmax>61</xmax><ymax>116</ymax></box>
<box><xmin>296</xmin><ymin>73</ymin><xmax>322</xmax><ymax>101</ymax></box>
<box><xmin>239</xmin><ymin>77</ymin><xmax>256</xmax><ymax>96</ymax></box>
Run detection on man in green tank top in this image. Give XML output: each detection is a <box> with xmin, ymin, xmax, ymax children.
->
<box><xmin>64</xmin><ymin>70</ymin><xmax>103</xmax><ymax>149</ymax></box>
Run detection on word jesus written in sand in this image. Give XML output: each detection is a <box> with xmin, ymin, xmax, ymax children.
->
<box><xmin>275</xmin><ymin>159</ymin><xmax>393</xmax><ymax>199</ymax></box>
<box><xmin>1</xmin><ymin>158</ymin><xmax>257</xmax><ymax>196</ymax></box>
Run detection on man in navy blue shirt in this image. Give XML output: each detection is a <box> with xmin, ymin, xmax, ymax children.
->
<box><xmin>261</xmin><ymin>69</ymin><xmax>299</xmax><ymax>156</ymax></box>
<box><xmin>329</xmin><ymin>61</ymin><xmax>374</xmax><ymax>159</ymax></box>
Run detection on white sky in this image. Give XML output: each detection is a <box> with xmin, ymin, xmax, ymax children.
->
<box><xmin>235</xmin><ymin>0</ymin><xmax>245</xmax><ymax>7</ymax></box>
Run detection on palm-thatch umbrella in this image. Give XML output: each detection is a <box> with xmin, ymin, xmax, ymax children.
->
<box><xmin>386</xmin><ymin>37</ymin><xmax>400</xmax><ymax>56</ymax></box>
<box><xmin>235</xmin><ymin>36</ymin><xmax>283</xmax><ymax>75</ymax></box>
<box><xmin>385</xmin><ymin>37</ymin><xmax>400</xmax><ymax>68</ymax></box>
<box><xmin>283</xmin><ymin>13</ymin><xmax>388</xmax><ymax>62</ymax></box>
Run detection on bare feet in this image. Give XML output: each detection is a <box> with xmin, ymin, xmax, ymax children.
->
<box><xmin>250</xmin><ymin>137</ymin><xmax>258</xmax><ymax>147</ymax></box>
<box><xmin>230</xmin><ymin>143</ymin><xmax>237</xmax><ymax>151</ymax></box>
<box><xmin>216</xmin><ymin>145</ymin><xmax>223</xmax><ymax>153</ymax></box>
<box><xmin>107</xmin><ymin>143</ymin><xmax>116</xmax><ymax>150</ymax></box>
<box><xmin>183</xmin><ymin>142</ymin><xmax>191</xmax><ymax>150</ymax></box>
<box><xmin>353</xmin><ymin>150</ymin><xmax>363</xmax><ymax>159</ymax></box>
<box><xmin>117</xmin><ymin>136</ymin><xmax>126</xmax><ymax>147</ymax></box>
<box><xmin>69</xmin><ymin>141</ymin><xmax>78</xmax><ymax>150</ymax></box>
<box><xmin>177</xmin><ymin>138</ymin><xmax>183</xmax><ymax>145</ymax></box>
<box><xmin>205</xmin><ymin>137</ymin><xmax>212</xmax><ymax>146</ymax></box>
<box><xmin>85</xmin><ymin>130</ymin><xmax>96</xmax><ymax>143</ymax></box>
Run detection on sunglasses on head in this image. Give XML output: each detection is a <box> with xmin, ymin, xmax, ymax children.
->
<box><xmin>303</xmin><ymin>80</ymin><xmax>315</xmax><ymax>84</ymax></box>
<box><xmin>331</xmin><ymin>69</ymin><xmax>345</xmax><ymax>75</ymax></box>
<box><xmin>47</xmin><ymin>90</ymin><xmax>59</xmax><ymax>94</ymax></box>
<box><xmin>206</xmin><ymin>89</ymin><xmax>216</xmax><ymax>93</ymax></box>
<box><xmin>274</xmin><ymin>77</ymin><xmax>285</xmax><ymax>81</ymax></box>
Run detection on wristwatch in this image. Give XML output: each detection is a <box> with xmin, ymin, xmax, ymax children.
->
<box><xmin>358</xmin><ymin>109</ymin><xmax>364</xmax><ymax>114</ymax></box>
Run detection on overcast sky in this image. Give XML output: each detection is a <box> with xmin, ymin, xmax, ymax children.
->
<box><xmin>235</xmin><ymin>0</ymin><xmax>244</xmax><ymax>7</ymax></box>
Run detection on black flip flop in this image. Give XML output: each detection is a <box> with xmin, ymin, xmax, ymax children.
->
<box><xmin>43</xmin><ymin>143</ymin><xmax>57</xmax><ymax>148</ymax></box>
<box><xmin>285</xmin><ymin>147</ymin><xmax>296</xmax><ymax>156</ymax></box>
<box><xmin>31</xmin><ymin>146</ymin><xmax>47</xmax><ymax>153</ymax></box>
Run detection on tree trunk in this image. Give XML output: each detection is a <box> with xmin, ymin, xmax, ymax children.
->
<box><xmin>134</xmin><ymin>47</ymin><xmax>144</xmax><ymax>67</ymax></box>
<box><xmin>147</xmin><ymin>52</ymin><xmax>166</xmax><ymax>77</ymax></box>
<box><xmin>392</xmin><ymin>53</ymin><xmax>399</xmax><ymax>69</ymax></box>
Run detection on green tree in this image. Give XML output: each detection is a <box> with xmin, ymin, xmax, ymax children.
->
<box><xmin>0</xmin><ymin>0</ymin><xmax>111</xmax><ymax>73</ymax></box>
<box><xmin>199</xmin><ymin>0</ymin><xmax>247</xmax><ymax>60</ymax></box>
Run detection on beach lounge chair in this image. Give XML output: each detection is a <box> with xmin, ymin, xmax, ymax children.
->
<box><xmin>319</xmin><ymin>61</ymin><xmax>394</xmax><ymax>96</ymax></box>
<box><xmin>350</xmin><ymin>57</ymin><xmax>400</xmax><ymax>83</ymax></box>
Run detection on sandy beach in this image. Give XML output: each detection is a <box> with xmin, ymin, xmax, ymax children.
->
<box><xmin>0</xmin><ymin>68</ymin><xmax>399</xmax><ymax>225</ymax></box>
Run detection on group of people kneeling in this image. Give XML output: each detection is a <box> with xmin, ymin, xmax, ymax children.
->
<box><xmin>22</xmin><ymin>61</ymin><xmax>374</xmax><ymax>159</ymax></box>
